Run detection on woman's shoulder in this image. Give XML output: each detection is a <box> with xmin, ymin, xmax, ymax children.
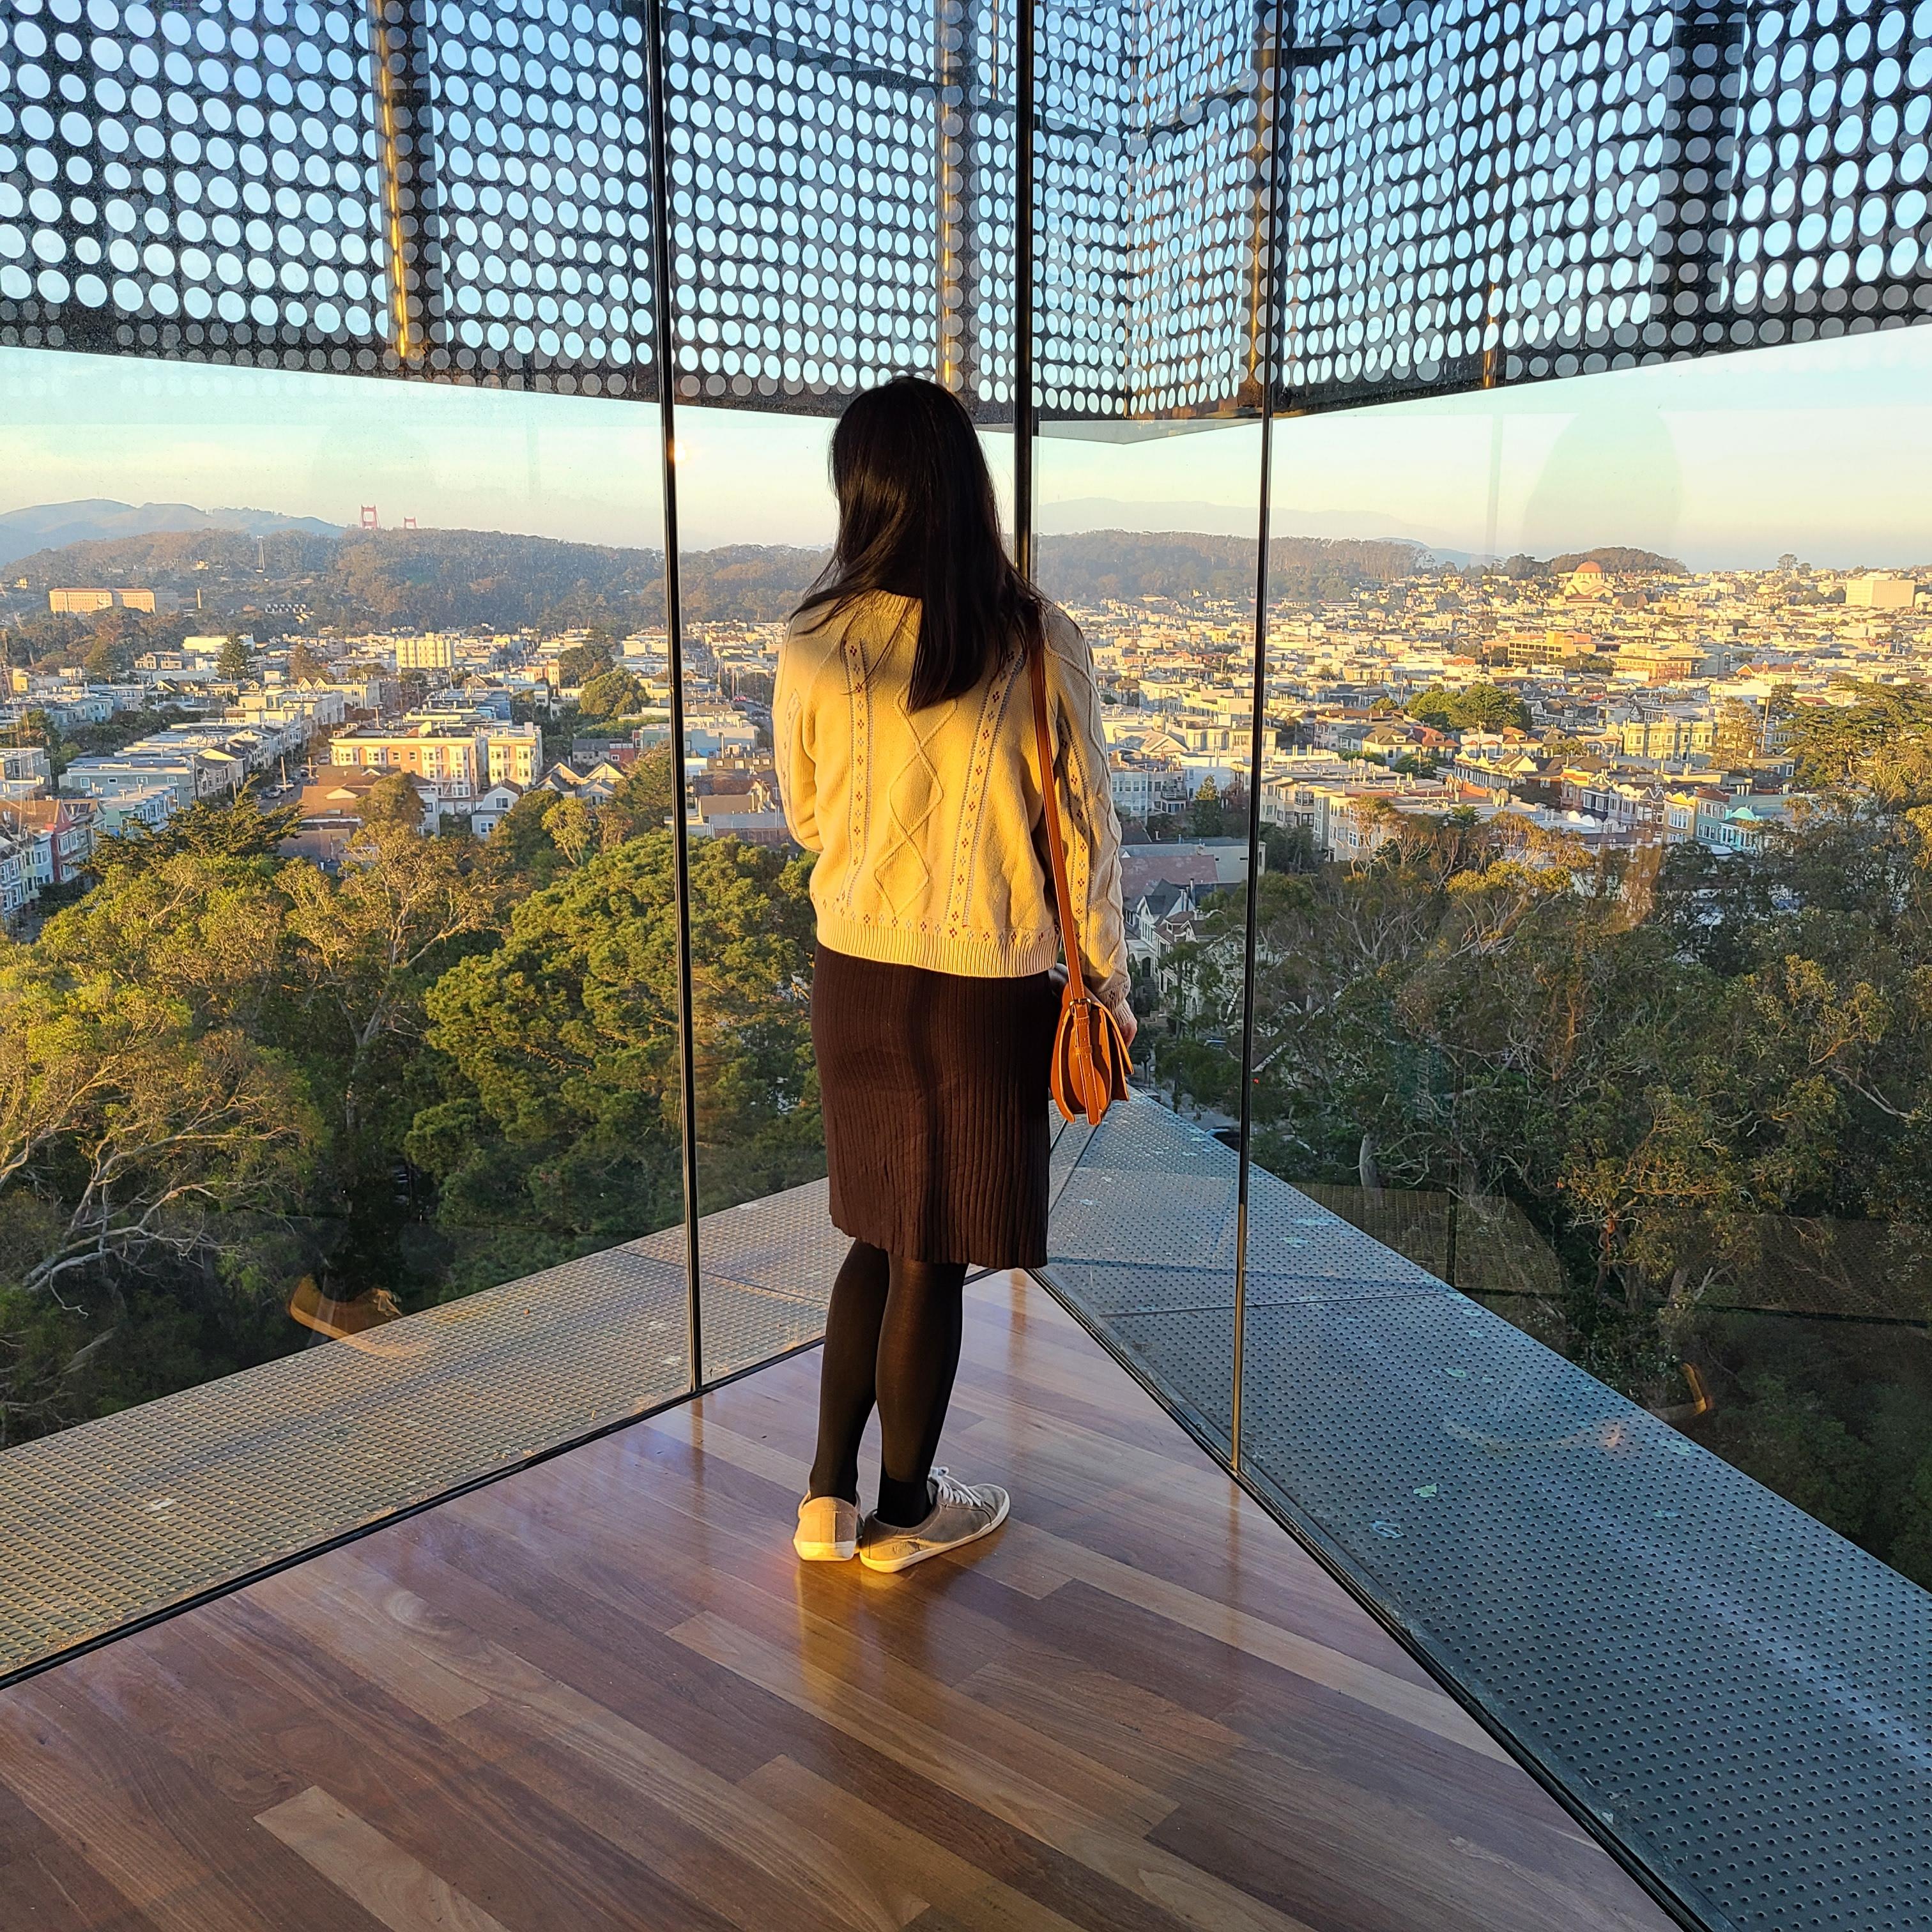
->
<box><xmin>1039</xmin><ymin>599</ymin><xmax>1091</xmax><ymax>668</ymax></box>
<box><xmin>786</xmin><ymin>588</ymin><xmax>916</xmax><ymax>648</ymax></box>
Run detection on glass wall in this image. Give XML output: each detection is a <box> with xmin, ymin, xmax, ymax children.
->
<box><xmin>669</xmin><ymin>405</ymin><xmax>844</xmax><ymax>1383</ymax></box>
<box><xmin>1031</xmin><ymin>417</ymin><xmax>1266</xmax><ymax>1451</ymax></box>
<box><xmin>4</xmin><ymin>4</ymin><xmax>1930</xmax><ymax>1915</ymax></box>
<box><xmin>0</xmin><ymin>342</ymin><xmax>691</xmax><ymax>1661</ymax></box>
<box><xmin>1235</xmin><ymin>329</ymin><xmax>1932</xmax><ymax>1597</ymax></box>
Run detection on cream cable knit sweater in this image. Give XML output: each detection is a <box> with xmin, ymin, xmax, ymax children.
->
<box><xmin>774</xmin><ymin>590</ymin><xmax>1128</xmax><ymax>1006</ymax></box>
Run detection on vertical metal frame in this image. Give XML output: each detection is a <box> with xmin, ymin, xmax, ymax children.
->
<box><xmin>646</xmin><ymin>0</ymin><xmax>707</xmax><ymax>1397</ymax></box>
<box><xmin>1231</xmin><ymin>0</ymin><xmax>1288</xmax><ymax>1466</ymax></box>
<box><xmin>1013</xmin><ymin>0</ymin><xmax>1037</xmax><ymax>572</ymax></box>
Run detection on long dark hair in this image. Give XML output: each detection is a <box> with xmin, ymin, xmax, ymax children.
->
<box><xmin>793</xmin><ymin>376</ymin><xmax>1045</xmax><ymax>709</ymax></box>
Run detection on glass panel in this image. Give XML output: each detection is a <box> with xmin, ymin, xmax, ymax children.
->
<box><xmin>1031</xmin><ymin>417</ymin><xmax>1266</xmax><ymax>1455</ymax></box>
<box><xmin>664</xmin><ymin>404</ymin><xmax>843</xmax><ymax>1381</ymax></box>
<box><xmin>663</xmin><ymin>0</ymin><xmax>1018</xmax><ymax>1383</ymax></box>
<box><xmin>1025</xmin><ymin>0</ymin><xmax>1272</xmax><ymax>1455</ymax></box>
<box><xmin>1234</xmin><ymin>325</ymin><xmax>1932</xmax><ymax>1928</ymax></box>
<box><xmin>0</xmin><ymin>342</ymin><xmax>683</xmax><ymax>1666</ymax></box>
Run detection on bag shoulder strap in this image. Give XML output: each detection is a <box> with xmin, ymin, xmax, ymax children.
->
<box><xmin>1027</xmin><ymin>633</ymin><xmax>1088</xmax><ymax>1004</ymax></box>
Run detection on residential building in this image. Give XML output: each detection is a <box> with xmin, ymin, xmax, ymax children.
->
<box><xmin>330</xmin><ymin>721</ymin><xmax>486</xmax><ymax>800</ymax></box>
<box><xmin>280</xmin><ymin>767</ymin><xmax>438</xmax><ymax>862</ymax></box>
<box><xmin>1619</xmin><ymin>714</ymin><xmax>1715</xmax><ymax>760</ymax></box>
<box><xmin>468</xmin><ymin>781</ymin><xmax>526</xmax><ymax>838</ymax></box>
<box><xmin>1844</xmin><ymin>574</ymin><xmax>1917</xmax><ymax>610</ymax></box>
<box><xmin>49</xmin><ymin>586</ymin><xmax>158</xmax><ymax>613</ymax></box>
<box><xmin>397</xmin><ymin>635</ymin><xmax>460</xmax><ymax>672</ymax></box>
<box><xmin>4</xmin><ymin>797</ymin><xmax>95</xmax><ymax>885</ymax></box>
<box><xmin>0</xmin><ymin>745</ymin><xmax>52</xmax><ymax>793</ymax></box>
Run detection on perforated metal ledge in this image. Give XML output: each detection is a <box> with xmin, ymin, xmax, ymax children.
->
<box><xmin>0</xmin><ymin>1182</ymin><xmax>847</xmax><ymax>1678</ymax></box>
<box><xmin>1042</xmin><ymin>1097</ymin><xmax>1932</xmax><ymax>1932</ymax></box>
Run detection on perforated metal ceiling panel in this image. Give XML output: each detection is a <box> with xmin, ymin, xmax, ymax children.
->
<box><xmin>0</xmin><ymin>0</ymin><xmax>660</xmax><ymax>395</ymax></box>
<box><xmin>1278</xmin><ymin>0</ymin><xmax>1932</xmax><ymax>408</ymax></box>
<box><xmin>8</xmin><ymin>0</ymin><xmax>1928</xmax><ymax>417</ymax></box>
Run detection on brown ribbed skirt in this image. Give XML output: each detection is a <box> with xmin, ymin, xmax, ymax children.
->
<box><xmin>812</xmin><ymin>943</ymin><xmax>1059</xmax><ymax>1268</ymax></box>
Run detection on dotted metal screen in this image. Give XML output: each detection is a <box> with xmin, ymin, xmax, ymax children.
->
<box><xmin>659</xmin><ymin>0</ymin><xmax>1012</xmax><ymax>412</ymax></box>
<box><xmin>11</xmin><ymin>1</ymin><xmax>1925</xmax><ymax>418</ymax></box>
<box><xmin>0</xmin><ymin>0</ymin><xmax>659</xmax><ymax>395</ymax></box>
<box><xmin>1278</xmin><ymin>0</ymin><xmax>1932</xmax><ymax>409</ymax></box>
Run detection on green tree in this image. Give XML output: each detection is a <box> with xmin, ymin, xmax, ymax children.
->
<box><xmin>1262</xmin><ymin>824</ymin><xmax>1317</xmax><ymax>873</ymax></box>
<box><xmin>1887</xmin><ymin>1452</ymin><xmax>1932</xmax><ymax>1587</ymax></box>
<box><xmin>577</xmin><ymin>666</ymin><xmax>645</xmax><ymax>721</ymax></box>
<box><xmin>555</xmin><ymin>641</ymin><xmax>614</xmax><ymax>688</ymax></box>
<box><xmin>217</xmin><ymin>636</ymin><xmax>252</xmax><ymax>681</ymax></box>
<box><xmin>547</xmin><ymin>795</ymin><xmax>597</xmax><ymax>866</ymax></box>
<box><xmin>599</xmin><ymin>745</ymin><xmax>678</xmax><ymax>844</ymax></box>
<box><xmin>356</xmin><ymin>771</ymin><xmax>427</xmax><ymax>831</ymax></box>
<box><xmin>80</xmin><ymin>607</ymin><xmax>147</xmax><ymax>682</ymax></box>
<box><xmin>410</xmin><ymin>832</ymin><xmax>818</xmax><ymax>1246</ymax></box>
<box><xmin>1186</xmin><ymin>779</ymin><xmax>1227</xmax><ymax>839</ymax></box>
<box><xmin>1712</xmin><ymin>697</ymin><xmax>1762</xmax><ymax>769</ymax></box>
<box><xmin>288</xmin><ymin>640</ymin><xmax>331</xmax><ymax>682</ymax></box>
<box><xmin>95</xmin><ymin>788</ymin><xmax>302</xmax><ymax>876</ymax></box>
<box><xmin>1404</xmin><ymin>682</ymin><xmax>1532</xmax><ymax>733</ymax></box>
<box><xmin>1</xmin><ymin>859</ymin><xmax>318</xmax><ymax>1437</ymax></box>
<box><xmin>1701</xmin><ymin>1374</ymin><xmax>1878</xmax><ymax>1540</ymax></box>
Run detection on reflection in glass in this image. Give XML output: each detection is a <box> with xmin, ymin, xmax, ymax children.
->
<box><xmin>0</xmin><ymin>348</ymin><xmax>687</xmax><ymax>1453</ymax></box>
<box><xmin>1032</xmin><ymin>417</ymin><xmax>1266</xmax><ymax>1452</ymax></box>
<box><xmin>1239</xmin><ymin>344</ymin><xmax>1932</xmax><ymax>1593</ymax></box>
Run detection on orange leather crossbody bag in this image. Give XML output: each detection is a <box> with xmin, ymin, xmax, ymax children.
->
<box><xmin>1027</xmin><ymin>636</ymin><xmax>1131</xmax><ymax>1126</ymax></box>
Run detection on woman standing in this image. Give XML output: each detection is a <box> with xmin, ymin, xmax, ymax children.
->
<box><xmin>776</xmin><ymin>376</ymin><xmax>1131</xmax><ymax>1574</ymax></box>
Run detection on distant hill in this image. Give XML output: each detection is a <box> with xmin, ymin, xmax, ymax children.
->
<box><xmin>0</xmin><ymin>498</ymin><xmax>342</xmax><ymax>572</ymax></box>
<box><xmin>1545</xmin><ymin>546</ymin><xmax>1687</xmax><ymax>576</ymax></box>
<box><xmin>1038</xmin><ymin>529</ymin><xmax>1429</xmax><ymax>605</ymax></box>
<box><xmin>2</xmin><ymin>517</ymin><xmax>1423</xmax><ymax>636</ymax></box>
<box><xmin>1038</xmin><ymin>495</ymin><xmax>1463</xmax><ymax>552</ymax></box>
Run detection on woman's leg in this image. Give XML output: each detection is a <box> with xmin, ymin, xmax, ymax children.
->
<box><xmin>873</xmin><ymin>1255</ymin><xmax>969</xmax><ymax>1528</ymax></box>
<box><xmin>807</xmin><ymin>1239</ymin><xmax>892</xmax><ymax>1504</ymax></box>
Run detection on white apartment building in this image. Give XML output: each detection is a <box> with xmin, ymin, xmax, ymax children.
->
<box><xmin>397</xmin><ymin>635</ymin><xmax>459</xmax><ymax>672</ymax></box>
<box><xmin>1844</xmin><ymin>574</ymin><xmax>1917</xmax><ymax>610</ymax></box>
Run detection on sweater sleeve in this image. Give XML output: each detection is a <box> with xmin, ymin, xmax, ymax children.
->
<box><xmin>1045</xmin><ymin>608</ymin><xmax>1128</xmax><ymax>1009</ymax></box>
<box><xmin>772</xmin><ymin>627</ymin><xmax>822</xmax><ymax>853</ymax></box>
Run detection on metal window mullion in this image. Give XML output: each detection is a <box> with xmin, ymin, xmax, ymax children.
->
<box><xmin>1232</xmin><ymin>0</ymin><xmax>1288</xmax><ymax>1470</ymax></box>
<box><xmin>1013</xmin><ymin>0</ymin><xmax>1036</xmax><ymax>556</ymax></box>
<box><xmin>646</xmin><ymin>0</ymin><xmax>707</xmax><ymax>1397</ymax></box>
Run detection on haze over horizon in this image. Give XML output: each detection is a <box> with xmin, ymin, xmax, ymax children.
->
<box><xmin>3</xmin><ymin>323</ymin><xmax>1928</xmax><ymax>571</ymax></box>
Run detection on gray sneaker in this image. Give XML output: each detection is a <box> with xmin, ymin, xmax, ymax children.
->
<box><xmin>859</xmin><ymin>1467</ymin><xmax>1010</xmax><ymax>1573</ymax></box>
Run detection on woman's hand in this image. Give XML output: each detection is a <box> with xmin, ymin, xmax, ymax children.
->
<box><xmin>1110</xmin><ymin>997</ymin><xmax>1138</xmax><ymax>1050</ymax></box>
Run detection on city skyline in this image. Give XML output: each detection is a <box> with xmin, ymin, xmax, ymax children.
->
<box><xmin>1</xmin><ymin>323</ymin><xmax>1927</xmax><ymax>571</ymax></box>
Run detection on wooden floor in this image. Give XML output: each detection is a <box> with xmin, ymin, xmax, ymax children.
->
<box><xmin>0</xmin><ymin>1271</ymin><xmax>1675</xmax><ymax>1932</ymax></box>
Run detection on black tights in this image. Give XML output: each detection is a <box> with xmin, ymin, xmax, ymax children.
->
<box><xmin>808</xmin><ymin>1239</ymin><xmax>967</xmax><ymax>1528</ymax></box>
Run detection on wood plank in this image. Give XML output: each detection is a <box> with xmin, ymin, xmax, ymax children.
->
<box><xmin>741</xmin><ymin>1756</ymin><xmax>1089</xmax><ymax>1932</ymax></box>
<box><xmin>1150</xmin><ymin>1788</ymin><xmax>1664</xmax><ymax>1932</ymax></box>
<box><xmin>641</xmin><ymin>1402</ymin><xmax>1473</xmax><ymax>1757</ymax></box>
<box><xmin>313</xmin><ymin>1550</ymin><xmax>935</xmax><ymax>1932</ymax></box>
<box><xmin>254</xmin><ymin>1787</ymin><xmax>510</xmax><ymax>1932</ymax></box>
<box><xmin>0</xmin><ymin>1827</ymin><xmax>163</xmax><ymax>1932</ymax></box>
<box><xmin>159</xmin><ymin>1597</ymin><xmax>726</xmax><ymax>1932</ymax></box>
<box><xmin>946</xmin><ymin>1572</ymin><xmax>1618</xmax><ymax>1897</ymax></box>
<box><xmin>669</xmin><ymin>1609</ymin><xmax>1324</xmax><ymax>1932</ymax></box>
<box><xmin>956</xmin><ymin>1651</ymin><xmax>1245</xmax><ymax>1791</ymax></box>
<box><xmin>985</xmin><ymin>1522</ymin><xmax>1505</xmax><ymax>1761</ymax></box>
<box><xmin>243</xmin><ymin>1567</ymin><xmax>491</xmax><ymax>1725</ymax></box>
<box><xmin>0</xmin><ymin>1687</ymin><xmax>374</xmax><ymax>1932</ymax></box>
<box><xmin>0</xmin><ymin>1268</ymin><xmax>1672</xmax><ymax>1932</ymax></box>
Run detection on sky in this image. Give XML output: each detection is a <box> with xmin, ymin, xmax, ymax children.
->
<box><xmin>2</xmin><ymin>324</ymin><xmax>1929</xmax><ymax>569</ymax></box>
